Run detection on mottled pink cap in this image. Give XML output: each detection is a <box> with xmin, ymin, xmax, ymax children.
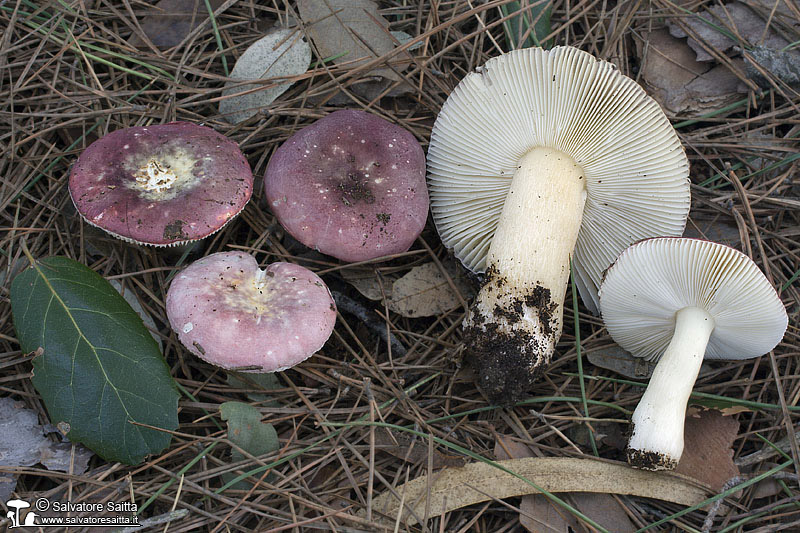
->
<box><xmin>166</xmin><ymin>251</ymin><xmax>336</xmax><ymax>372</ymax></box>
<box><xmin>265</xmin><ymin>109</ymin><xmax>428</xmax><ymax>262</ymax></box>
<box><xmin>69</xmin><ymin>122</ymin><xmax>253</xmax><ymax>246</ymax></box>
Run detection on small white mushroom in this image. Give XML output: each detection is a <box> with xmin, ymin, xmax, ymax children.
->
<box><xmin>599</xmin><ymin>237</ymin><xmax>788</xmax><ymax>470</ymax></box>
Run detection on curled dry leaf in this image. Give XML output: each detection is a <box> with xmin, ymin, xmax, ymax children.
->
<box><xmin>220</xmin><ymin>28</ymin><xmax>311</xmax><ymax>124</ymax></box>
<box><xmin>635</xmin><ymin>29</ymin><xmax>745</xmax><ymax>114</ymax></box>
<box><xmin>297</xmin><ymin>0</ymin><xmax>403</xmax><ymax>81</ymax></box>
<box><xmin>493</xmin><ymin>435</ymin><xmax>635</xmax><ymax>533</ymax></box>
<box><xmin>362</xmin><ymin>457</ymin><xmax>711</xmax><ymax>526</ymax></box>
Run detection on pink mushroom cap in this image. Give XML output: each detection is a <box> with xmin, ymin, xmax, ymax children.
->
<box><xmin>69</xmin><ymin>122</ymin><xmax>253</xmax><ymax>246</ymax></box>
<box><xmin>166</xmin><ymin>251</ymin><xmax>336</xmax><ymax>372</ymax></box>
<box><xmin>265</xmin><ymin>109</ymin><xmax>429</xmax><ymax>262</ymax></box>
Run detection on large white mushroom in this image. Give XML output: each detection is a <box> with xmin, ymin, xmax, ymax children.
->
<box><xmin>426</xmin><ymin>46</ymin><xmax>690</xmax><ymax>404</ymax></box>
<box><xmin>599</xmin><ymin>237</ymin><xmax>788</xmax><ymax>470</ymax></box>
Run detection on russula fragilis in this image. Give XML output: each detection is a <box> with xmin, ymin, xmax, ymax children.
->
<box><xmin>426</xmin><ymin>46</ymin><xmax>690</xmax><ymax>404</ymax></box>
<box><xmin>69</xmin><ymin>122</ymin><xmax>253</xmax><ymax>246</ymax></box>
<box><xmin>265</xmin><ymin>109</ymin><xmax>428</xmax><ymax>262</ymax></box>
<box><xmin>598</xmin><ymin>237</ymin><xmax>788</xmax><ymax>470</ymax></box>
<box><xmin>166</xmin><ymin>251</ymin><xmax>336</xmax><ymax>372</ymax></box>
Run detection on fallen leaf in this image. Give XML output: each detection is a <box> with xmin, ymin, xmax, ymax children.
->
<box><xmin>375</xmin><ymin>428</ymin><xmax>466</xmax><ymax>468</ymax></box>
<box><xmin>494</xmin><ymin>434</ymin><xmax>534</xmax><ymax>461</ymax></box>
<box><xmin>745</xmin><ymin>46</ymin><xmax>800</xmax><ymax>89</ymax></box>
<box><xmin>586</xmin><ymin>345</ymin><xmax>657</xmax><ymax>379</ymax></box>
<box><xmin>0</xmin><ymin>397</ymin><xmax>93</xmax><ymax>500</ymax></box>
<box><xmin>667</xmin><ymin>2</ymin><xmax>790</xmax><ymax>62</ymax></box>
<box><xmin>220</xmin><ymin>401</ymin><xmax>280</xmax><ymax>490</ymax></box>
<box><xmin>363</xmin><ymin>457</ymin><xmax>711</xmax><ymax>527</ymax></box>
<box><xmin>10</xmin><ymin>257</ymin><xmax>179</xmax><ymax>465</ymax></box>
<box><xmin>494</xmin><ymin>436</ymin><xmax>635</xmax><ymax>532</ymax></box>
<box><xmin>676</xmin><ymin>409</ymin><xmax>740</xmax><ymax>492</ymax></box>
<box><xmin>635</xmin><ymin>29</ymin><xmax>745</xmax><ymax>114</ymax></box>
<box><xmin>387</xmin><ymin>262</ymin><xmax>469</xmax><ymax>317</ymax></box>
<box><xmin>297</xmin><ymin>0</ymin><xmax>402</xmax><ymax>80</ymax></box>
<box><xmin>340</xmin><ymin>267</ymin><xmax>394</xmax><ymax>301</ymax></box>
<box><xmin>219</xmin><ymin>28</ymin><xmax>311</xmax><ymax>124</ymax></box>
<box><xmin>132</xmin><ymin>0</ymin><xmax>224</xmax><ymax>49</ymax></box>
<box><xmin>220</xmin><ymin>401</ymin><xmax>279</xmax><ymax>460</ymax></box>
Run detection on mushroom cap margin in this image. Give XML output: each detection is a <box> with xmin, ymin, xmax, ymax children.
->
<box><xmin>598</xmin><ymin>237</ymin><xmax>788</xmax><ymax>362</ymax></box>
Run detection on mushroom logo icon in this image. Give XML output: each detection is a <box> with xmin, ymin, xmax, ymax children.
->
<box><xmin>5</xmin><ymin>498</ymin><xmax>31</xmax><ymax>528</ymax></box>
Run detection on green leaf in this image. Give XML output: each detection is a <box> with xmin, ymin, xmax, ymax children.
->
<box><xmin>220</xmin><ymin>402</ymin><xmax>279</xmax><ymax>459</ymax></box>
<box><xmin>10</xmin><ymin>256</ymin><xmax>179</xmax><ymax>465</ymax></box>
<box><xmin>501</xmin><ymin>0</ymin><xmax>552</xmax><ymax>49</ymax></box>
<box><xmin>220</xmin><ymin>402</ymin><xmax>279</xmax><ymax>490</ymax></box>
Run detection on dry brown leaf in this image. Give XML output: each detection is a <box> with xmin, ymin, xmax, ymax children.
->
<box><xmin>494</xmin><ymin>434</ymin><xmax>534</xmax><ymax>461</ymax></box>
<box><xmin>131</xmin><ymin>0</ymin><xmax>224</xmax><ymax>48</ymax></box>
<box><xmin>521</xmin><ymin>495</ymin><xmax>582</xmax><ymax>533</ymax></box>
<box><xmin>676</xmin><ymin>409</ymin><xmax>740</xmax><ymax>492</ymax></box>
<box><xmin>297</xmin><ymin>0</ymin><xmax>401</xmax><ymax>81</ymax></box>
<box><xmin>387</xmin><ymin>262</ymin><xmax>469</xmax><ymax>317</ymax></box>
<box><xmin>375</xmin><ymin>429</ymin><xmax>466</xmax><ymax>468</ymax></box>
<box><xmin>635</xmin><ymin>29</ymin><xmax>745</xmax><ymax>114</ymax></box>
<box><xmin>363</xmin><ymin>457</ymin><xmax>711</xmax><ymax>526</ymax></box>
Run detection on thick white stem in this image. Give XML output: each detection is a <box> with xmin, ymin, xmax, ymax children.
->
<box><xmin>627</xmin><ymin>306</ymin><xmax>715</xmax><ymax>470</ymax></box>
<box><xmin>464</xmin><ymin>147</ymin><xmax>587</xmax><ymax>404</ymax></box>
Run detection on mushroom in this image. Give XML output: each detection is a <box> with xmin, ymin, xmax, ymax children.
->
<box><xmin>69</xmin><ymin>122</ymin><xmax>253</xmax><ymax>246</ymax></box>
<box><xmin>265</xmin><ymin>109</ymin><xmax>428</xmax><ymax>262</ymax></box>
<box><xmin>598</xmin><ymin>237</ymin><xmax>788</xmax><ymax>470</ymax></box>
<box><xmin>166</xmin><ymin>251</ymin><xmax>336</xmax><ymax>372</ymax></box>
<box><xmin>426</xmin><ymin>46</ymin><xmax>691</xmax><ymax>404</ymax></box>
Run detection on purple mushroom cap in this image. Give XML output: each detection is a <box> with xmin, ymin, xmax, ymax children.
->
<box><xmin>265</xmin><ymin>109</ymin><xmax>429</xmax><ymax>262</ymax></box>
<box><xmin>69</xmin><ymin>122</ymin><xmax>253</xmax><ymax>246</ymax></box>
<box><xmin>166</xmin><ymin>251</ymin><xmax>337</xmax><ymax>372</ymax></box>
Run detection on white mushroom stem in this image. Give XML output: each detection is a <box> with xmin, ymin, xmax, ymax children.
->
<box><xmin>627</xmin><ymin>306</ymin><xmax>716</xmax><ymax>470</ymax></box>
<box><xmin>464</xmin><ymin>147</ymin><xmax>587</xmax><ymax>401</ymax></box>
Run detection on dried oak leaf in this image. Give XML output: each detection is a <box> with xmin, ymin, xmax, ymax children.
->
<box><xmin>635</xmin><ymin>29</ymin><xmax>745</xmax><ymax>114</ymax></box>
